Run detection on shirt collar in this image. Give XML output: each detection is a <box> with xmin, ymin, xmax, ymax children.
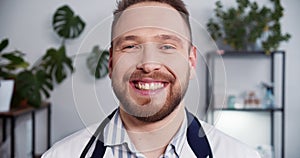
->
<box><xmin>103</xmin><ymin>109</ymin><xmax>187</xmax><ymax>156</ymax></box>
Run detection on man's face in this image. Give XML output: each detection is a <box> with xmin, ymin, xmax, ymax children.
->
<box><xmin>109</xmin><ymin>2</ymin><xmax>196</xmax><ymax>122</ymax></box>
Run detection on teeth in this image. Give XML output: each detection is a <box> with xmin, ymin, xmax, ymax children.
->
<box><xmin>135</xmin><ymin>82</ymin><xmax>164</xmax><ymax>90</ymax></box>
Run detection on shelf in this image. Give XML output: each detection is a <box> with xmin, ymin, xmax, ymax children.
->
<box><xmin>0</xmin><ymin>102</ymin><xmax>51</xmax><ymax>158</ymax></box>
<box><xmin>213</xmin><ymin>107</ymin><xmax>284</xmax><ymax>112</ymax></box>
<box><xmin>205</xmin><ymin>50</ymin><xmax>286</xmax><ymax>157</ymax></box>
<box><xmin>0</xmin><ymin>102</ymin><xmax>50</xmax><ymax>117</ymax></box>
<box><xmin>206</xmin><ymin>50</ymin><xmax>285</xmax><ymax>58</ymax></box>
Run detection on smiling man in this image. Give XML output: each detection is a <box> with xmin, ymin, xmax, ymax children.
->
<box><xmin>42</xmin><ymin>0</ymin><xmax>260</xmax><ymax>157</ymax></box>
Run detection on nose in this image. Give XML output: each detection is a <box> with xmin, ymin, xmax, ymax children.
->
<box><xmin>136</xmin><ymin>44</ymin><xmax>162</xmax><ymax>73</ymax></box>
<box><xmin>136</xmin><ymin>61</ymin><xmax>162</xmax><ymax>73</ymax></box>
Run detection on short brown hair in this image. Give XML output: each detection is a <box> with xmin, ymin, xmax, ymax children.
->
<box><xmin>114</xmin><ymin>0</ymin><xmax>189</xmax><ymax>17</ymax></box>
<box><xmin>111</xmin><ymin>0</ymin><xmax>192</xmax><ymax>41</ymax></box>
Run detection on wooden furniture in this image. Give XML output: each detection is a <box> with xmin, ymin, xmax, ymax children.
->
<box><xmin>0</xmin><ymin>102</ymin><xmax>51</xmax><ymax>158</ymax></box>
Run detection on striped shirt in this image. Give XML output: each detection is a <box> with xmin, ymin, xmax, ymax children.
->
<box><xmin>103</xmin><ymin>110</ymin><xmax>187</xmax><ymax>158</ymax></box>
<box><xmin>42</xmin><ymin>109</ymin><xmax>261</xmax><ymax>158</ymax></box>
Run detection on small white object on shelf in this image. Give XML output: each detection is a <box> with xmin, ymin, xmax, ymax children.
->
<box><xmin>0</xmin><ymin>80</ymin><xmax>14</xmax><ymax>112</ymax></box>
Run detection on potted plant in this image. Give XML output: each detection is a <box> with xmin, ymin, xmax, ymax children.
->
<box><xmin>0</xmin><ymin>5</ymin><xmax>99</xmax><ymax>108</ymax></box>
<box><xmin>206</xmin><ymin>0</ymin><xmax>291</xmax><ymax>54</ymax></box>
<box><xmin>0</xmin><ymin>5</ymin><xmax>109</xmax><ymax>108</ymax></box>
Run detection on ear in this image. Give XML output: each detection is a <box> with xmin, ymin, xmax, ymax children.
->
<box><xmin>188</xmin><ymin>46</ymin><xmax>197</xmax><ymax>79</ymax></box>
<box><xmin>108</xmin><ymin>47</ymin><xmax>113</xmax><ymax>78</ymax></box>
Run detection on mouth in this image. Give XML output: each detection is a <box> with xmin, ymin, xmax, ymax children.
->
<box><xmin>130</xmin><ymin>79</ymin><xmax>168</xmax><ymax>95</ymax></box>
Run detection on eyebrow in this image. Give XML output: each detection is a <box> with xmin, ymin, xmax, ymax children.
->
<box><xmin>113</xmin><ymin>34</ymin><xmax>184</xmax><ymax>47</ymax></box>
<box><xmin>114</xmin><ymin>35</ymin><xmax>139</xmax><ymax>47</ymax></box>
<box><xmin>154</xmin><ymin>34</ymin><xmax>183</xmax><ymax>44</ymax></box>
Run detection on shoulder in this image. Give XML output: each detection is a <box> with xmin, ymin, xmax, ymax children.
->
<box><xmin>200</xmin><ymin>121</ymin><xmax>261</xmax><ymax>158</ymax></box>
<box><xmin>42</xmin><ymin>124</ymin><xmax>98</xmax><ymax>158</ymax></box>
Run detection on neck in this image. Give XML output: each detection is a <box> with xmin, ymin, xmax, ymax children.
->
<box><xmin>119</xmin><ymin>104</ymin><xmax>185</xmax><ymax>156</ymax></box>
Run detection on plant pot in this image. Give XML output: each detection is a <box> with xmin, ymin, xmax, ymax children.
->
<box><xmin>216</xmin><ymin>39</ymin><xmax>263</xmax><ymax>52</ymax></box>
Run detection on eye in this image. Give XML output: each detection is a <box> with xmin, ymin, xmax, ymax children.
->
<box><xmin>123</xmin><ymin>45</ymin><xmax>135</xmax><ymax>49</ymax></box>
<box><xmin>121</xmin><ymin>44</ymin><xmax>141</xmax><ymax>52</ymax></box>
<box><xmin>160</xmin><ymin>44</ymin><xmax>176</xmax><ymax>50</ymax></box>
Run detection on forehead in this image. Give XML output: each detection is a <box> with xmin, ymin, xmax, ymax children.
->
<box><xmin>112</xmin><ymin>2</ymin><xmax>190</xmax><ymax>42</ymax></box>
<box><xmin>113</xmin><ymin>28</ymin><xmax>188</xmax><ymax>46</ymax></box>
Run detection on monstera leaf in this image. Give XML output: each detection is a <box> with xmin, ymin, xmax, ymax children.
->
<box><xmin>86</xmin><ymin>46</ymin><xmax>109</xmax><ymax>79</ymax></box>
<box><xmin>1</xmin><ymin>51</ymin><xmax>29</xmax><ymax>70</ymax></box>
<box><xmin>35</xmin><ymin>70</ymin><xmax>53</xmax><ymax>98</ymax></box>
<box><xmin>0</xmin><ymin>39</ymin><xmax>29</xmax><ymax>79</ymax></box>
<box><xmin>53</xmin><ymin>5</ymin><xmax>85</xmax><ymax>39</ymax></box>
<box><xmin>0</xmin><ymin>38</ymin><xmax>8</xmax><ymax>52</ymax></box>
<box><xmin>1</xmin><ymin>4</ymin><xmax>86</xmax><ymax>108</ymax></box>
<box><xmin>14</xmin><ymin>70</ymin><xmax>53</xmax><ymax>107</ymax></box>
<box><xmin>42</xmin><ymin>46</ymin><xmax>74</xmax><ymax>83</ymax></box>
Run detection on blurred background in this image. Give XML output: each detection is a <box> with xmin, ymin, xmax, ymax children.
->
<box><xmin>0</xmin><ymin>0</ymin><xmax>299</xmax><ymax>157</ymax></box>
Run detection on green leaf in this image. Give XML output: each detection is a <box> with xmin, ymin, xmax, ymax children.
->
<box><xmin>216</xmin><ymin>1</ymin><xmax>222</xmax><ymax>8</ymax></box>
<box><xmin>3</xmin><ymin>53</ymin><xmax>25</xmax><ymax>64</ymax></box>
<box><xmin>0</xmin><ymin>50</ymin><xmax>29</xmax><ymax>73</ymax></box>
<box><xmin>86</xmin><ymin>46</ymin><xmax>109</xmax><ymax>79</ymax></box>
<box><xmin>206</xmin><ymin>0</ymin><xmax>291</xmax><ymax>52</ymax></box>
<box><xmin>53</xmin><ymin>5</ymin><xmax>85</xmax><ymax>39</ymax></box>
<box><xmin>14</xmin><ymin>70</ymin><xmax>54</xmax><ymax>107</ymax></box>
<box><xmin>42</xmin><ymin>46</ymin><xmax>74</xmax><ymax>84</ymax></box>
<box><xmin>15</xmin><ymin>71</ymin><xmax>42</xmax><ymax>107</ymax></box>
<box><xmin>36</xmin><ymin>70</ymin><xmax>53</xmax><ymax>98</ymax></box>
<box><xmin>0</xmin><ymin>71</ymin><xmax>14</xmax><ymax>79</ymax></box>
<box><xmin>0</xmin><ymin>38</ymin><xmax>9</xmax><ymax>53</ymax></box>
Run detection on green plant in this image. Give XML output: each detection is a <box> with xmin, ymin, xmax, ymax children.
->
<box><xmin>86</xmin><ymin>46</ymin><xmax>109</xmax><ymax>79</ymax></box>
<box><xmin>207</xmin><ymin>0</ymin><xmax>291</xmax><ymax>54</ymax></box>
<box><xmin>0</xmin><ymin>5</ymin><xmax>85</xmax><ymax>107</ymax></box>
<box><xmin>0</xmin><ymin>39</ymin><xmax>29</xmax><ymax>79</ymax></box>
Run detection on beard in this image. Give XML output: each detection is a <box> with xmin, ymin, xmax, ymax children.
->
<box><xmin>112</xmin><ymin>70</ymin><xmax>190</xmax><ymax>122</ymax></box>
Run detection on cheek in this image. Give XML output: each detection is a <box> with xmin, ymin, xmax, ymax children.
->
<box><xmin>165</xmin><ymin>54</ymin><xmax>190</xmax><ymax>77</ymax></box>
<box><xmin>111</xmin><ymin>53</ymin><xmax>140</xmax><ymax>79</ymax></box>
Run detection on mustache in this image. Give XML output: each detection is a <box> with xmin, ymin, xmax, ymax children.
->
<box><xmin>128</xmin><ymin>70</ymin><xmax>175</xmax><ymax>83</ymax></box>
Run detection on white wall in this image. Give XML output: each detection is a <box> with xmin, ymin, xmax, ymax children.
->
<box><xmin>0</xmin><ymin>0</ymin><xmax>299</xmax><ymax>157</ymax></box>
<box><xmin>280</xmin><ymin>0</ymin><xmax>300</xmax><ymax>157</ymax></box>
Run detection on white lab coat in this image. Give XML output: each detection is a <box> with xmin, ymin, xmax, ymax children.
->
<box><xmin>42</xmin><ymin>120</ymin><xmax>260</xmax><ymax>158</ymax></box>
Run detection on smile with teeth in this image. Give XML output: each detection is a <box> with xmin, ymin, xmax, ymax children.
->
<box><xmin>134</xmin><ymin>82</ymin><xmax>165</xmax><ymax>90</ymax></box>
